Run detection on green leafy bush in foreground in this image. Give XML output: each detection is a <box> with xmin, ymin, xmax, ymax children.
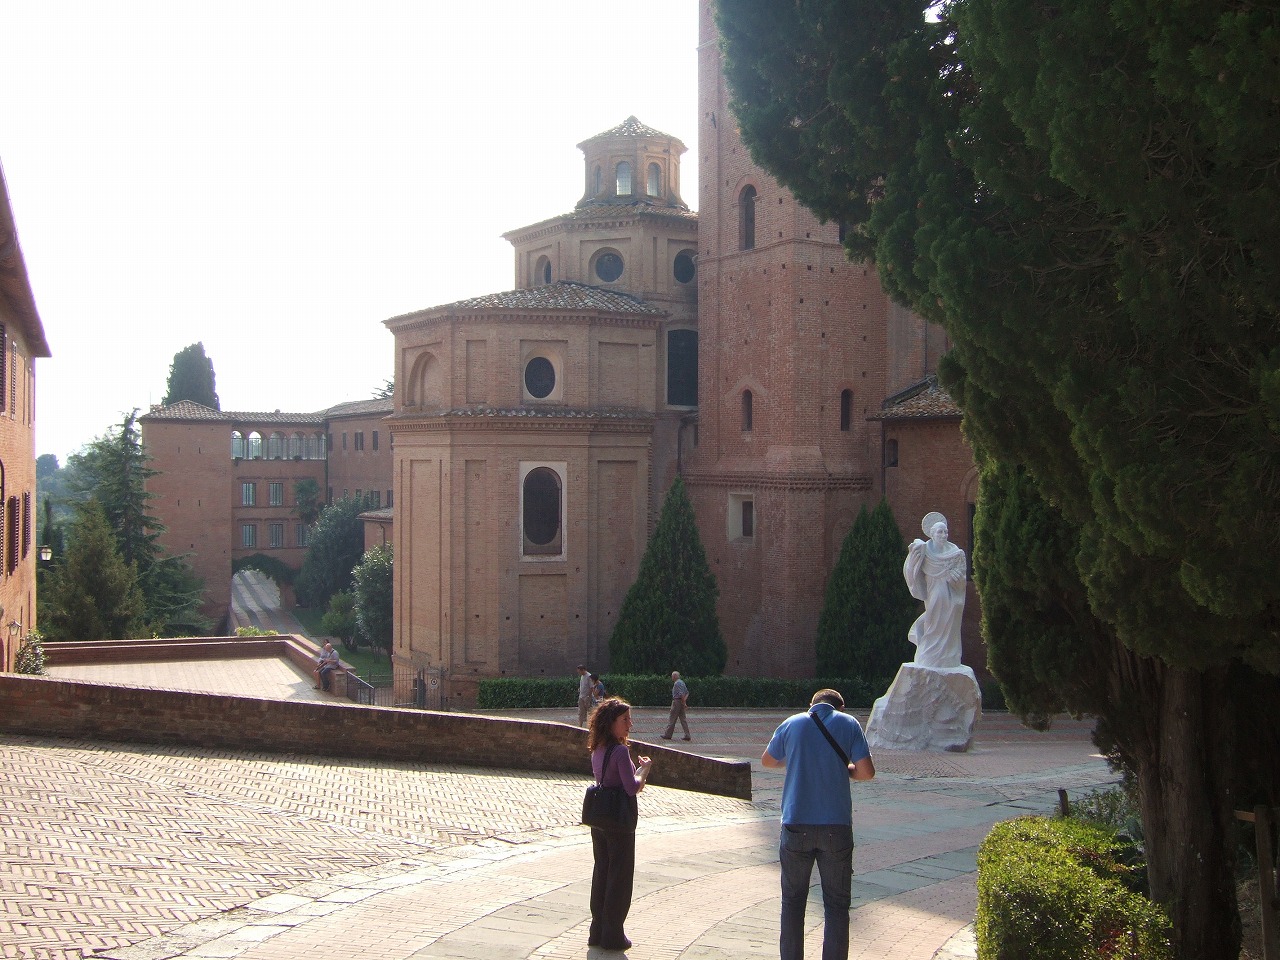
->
<box><xmin>476</xmin><ymin>675</ymin><xmax>883</xmax><ymax>710</ymax></box>
<box><xmin>976</xmin><ymin>817</ymin><xmax>1172</xmax><ymax>960</ymax></box>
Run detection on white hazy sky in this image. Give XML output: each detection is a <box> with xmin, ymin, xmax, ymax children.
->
<box><xmin>1</xmin><ymin>2</ymin><xmax>701</xmax><ymax>462</ymax></box>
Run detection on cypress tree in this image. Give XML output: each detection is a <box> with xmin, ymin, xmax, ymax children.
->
<box><xmin>162</xmin><ymin>342</ymin><xmax>220</xmax><ymax>409</ymax></box>
<box><xmin>42</xmin><ymin>499</ymin><xmax>146</xmax><ymax>641</ymax></box>
<box><xmin>815</xmin><ymin>500</ymin><xmax>917</xmax><ymax>683</ymax></box>
<box><xmin>609</xmin><ymin>475</ymin><xmax>725</xmax><ymax>676</ymax></box>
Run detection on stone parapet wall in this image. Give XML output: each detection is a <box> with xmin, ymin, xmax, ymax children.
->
<box><xmin>0</xmin><ymin>674</ymin><xmax>752</xmax><ymax>800</ymax></box>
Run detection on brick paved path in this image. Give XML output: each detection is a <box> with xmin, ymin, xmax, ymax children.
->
<box><xmin>0</xmin><ymin>707</ymin><xmax>1113</xmax><ymax>960</ymax></box>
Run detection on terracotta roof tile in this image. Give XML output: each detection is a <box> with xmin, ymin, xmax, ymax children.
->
<box><xmin>583</xmin><ymin>116</ymin><xmax>675</xmax><ymax>142</ymax></box>
<box><xmin>872</xmin><ymin>377</ymin><xmax>962</xmax><ymax>420</ymax></box>
<box><xmin>390</xmin><ymin>281</ymin><xmax>664</xmax><ymax>323</ymax></box>
<box><xmin>324</xmin><ymin>398</ymin><xmax>394</xmax><ymax>419</ymax></box>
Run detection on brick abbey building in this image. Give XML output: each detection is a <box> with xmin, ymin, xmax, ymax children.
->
<box><xmin>0</xmin><ymin>161</ymin><xmax>51</xmax><ymax>671</ymax></box>
<box><xmin>143</xmin><ymin>0</ymin><xmax>981</xmax><ymax>695</ymax></box>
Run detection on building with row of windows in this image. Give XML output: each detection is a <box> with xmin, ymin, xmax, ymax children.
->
<box><xmin>141</xmin><ymin>398</ymin><xmax>391</xmax><ymax>623</ymax></box>
<box><xmin>142</xmin><ymin>2</ymin><xmax>980</xmax><ymax>693</ymax></box>
<box><xmin>0</xmin><ymin>160</ymin><xmax>52</xmax><ymax>670</ymax></box>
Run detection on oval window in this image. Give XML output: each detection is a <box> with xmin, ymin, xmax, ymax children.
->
<box><xmin>523</xmin><ymin>468</ymin><xmax>561</xmax><ymax>547</ymax></box>
<box><xmin>674</xmin><ymin>251</ymin><xmax>695</xmax><ymax>284</ymax></box>
<box><xmin>595</xmin><ymin>252</ymin><xmax>624</xmax><ymax>283</ymax></box>
<box><xmin>524</xmin><ymin>356</ymin><xmax>556</xmax><ymax>399</ymax></box>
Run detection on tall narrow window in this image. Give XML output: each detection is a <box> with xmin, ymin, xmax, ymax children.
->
<box><xmin>0</xmin><ymin>324</ymin><xmax>7</xmax><ymax>414</ymax></box>
<box><xmin>666</xmin><ymin>330</ymin><xmax>698</xmax><ymax>406</ymax></box>
<box><xmin>269</xmin><ymin>482</ymin><xmax>284</xmax><ymax>507</ymax></box>
<box><xmin>21</xmin><ymin>491</ymin><xmax>30</xmax><ymax>558</ymax></box>
<box><xmin>7</xmin><ymin>497</ymin><xmax>18</xmax><ymax>574</ymax></box>
<box><xmin>269</xmin><ymin>523</ymin><xmax>284</xmax><ymax>548</ymax></box>
<box><xmin>739</xmin><ymin>185</ymin><xmax>757</xmax><ymax>250</ymax></box>
<box><xmin>840</xmin><ymin>390</ymin><xmax>853</xmax><ymax>431</ymax></box>
<box><xmin>247</xmin><ymin>432</ymin><xmax>262</xmax><ymax>459</ymax></box>
<box><xmin>885</xmin><ymin>438</ymin><xmax>899</xmax><ymax>467</ymax></box>
<box><xmin>646</xmin><ymin>162</ymin><xmax>661</xmax><ymax>197</ymax></box>
<box><xmin>616</xmin><ymin>161</ymin><xmax>632</xmax><ymax>196</ymax></box>
<box><xmin>289</xmin><ymin>433</ymin><xmax>302</xmax><ymax>458</ymax></box>
<box><xmin>522</xmin><ymin>466</ymin><xmax>563</xmax><ymax>557</ymax></box>
<box><xmin>231</xmin><ymin>430</ymin><xmax>244</xmax><ymax>459</ymax></box>
<box><xmin>241</xmin><ymin>482</ymin><xmax>256</xmax><ymax>507</ymax></box>
<box><xmin>742</xmin><ymin>390</ymin><xmax>754</xmax><ymax>432</ymax></box>
<box><xmin>241</xmin><ymin>524</ymin><xmax>257</xmax><ymax>549</ymax></box>
<box><xmin>372</xmin><ymin>430</ymin><xmax>379</xmax><ymax>451</ymax></box>
<box><xmin>268</xmin><ymin>432</ymin><xmax>283</xmax><ymax>459</ymax></box>
<box><xmin>593</xmin><ymin>165</ymin><xmax>602</xmax><ymax>196</ymax></box>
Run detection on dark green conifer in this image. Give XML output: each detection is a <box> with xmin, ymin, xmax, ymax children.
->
<box><xmin>609</xmin><ymin>476</ymin><xmax>725</xmax><ymax>676</ymax></box>
<box><xmin>815</xmin><ymin>500</ymin><xmax>916</xmax><ymax>683</ymax></box>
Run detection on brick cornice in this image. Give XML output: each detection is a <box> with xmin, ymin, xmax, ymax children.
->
<box><xmin>681</xmin><ymin>470</ymin><xmax>873</xmax><ymax>492</ymax></box>
<box><xmin>388</xmin><ymin>410</ymin><xmax>655</xmax><ymax>434</ymax></box>
<box><xmin>386</xmin><ymin>310</ymin><xmax>665</xmax><ymax>334</ymax></box>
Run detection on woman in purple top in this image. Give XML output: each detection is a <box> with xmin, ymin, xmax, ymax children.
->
<box><xmin>587</xmin><ymin>698</ymin><xmax>652</xmax><ymax>951</ymax></box>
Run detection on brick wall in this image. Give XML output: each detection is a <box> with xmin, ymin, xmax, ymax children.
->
<box><xmin>0</xmin><ymin>673</ymin><xmax>752</xmax><ymax>800</ymax></box>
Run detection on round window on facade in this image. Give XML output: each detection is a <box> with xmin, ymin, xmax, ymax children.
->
<box><xmin>594</xmin><ymin>252</ymin><xmax>624</xmax><ymax>283</ymax></box>
<box><xmin>524</xmin><ymin>356</ymin><xmax>556</xmax><ymax>399</ymax></box>
<box><xmin>673</xmin><ymin>251</ymin><xmax>696</xmax><ymax>284</ymax></box>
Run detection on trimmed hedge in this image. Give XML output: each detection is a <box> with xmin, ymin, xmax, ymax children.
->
<box><xmin>476</xmin><ymin>675</ymin><xmax>887</xmax><ymax>710</ymax></box>
<box><xmin>976</xmin><ymin>817</ymin><xmax>1172</xmax><ymax>960</ymax></box>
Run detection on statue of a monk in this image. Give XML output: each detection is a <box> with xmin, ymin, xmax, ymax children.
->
<box><xmin>902</xmin><ymin>512</ymin><xmax>967</xmax><ymax>668</ymax></box>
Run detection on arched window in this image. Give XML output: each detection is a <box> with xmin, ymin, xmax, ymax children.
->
<box><xmin>268</xmin><ymin>432</ymin><xmax>284</xmax><ymax>459</ymax></box>
<box><xmin>646</xmin><ymin>162</ymin><xmax>661</xmax><ymax>197</ymax></box>
<box><xmin>742</xmin><ymin>390</ymin><xmax>754</xmax><ymax>432</ymax></box>
<box><xmin>535</xmin><ymin>255</ymin><xmax>552</xmax><ymax>285</ymax></box>
<box><xmin>616</xmin><ymin>162</ymin><xmax>632</xmax><ymax>196</ymax></box>
<box><xmin>739</xmin><ymin>185</ymin><xmax>757</xmax><ymax>250</ymax></box>
<box><xmin>593</xmin><ymin>165</ymin><xmax>602</xmax><ymax>196</ymax></box>
<box><xmin>317</xmin><ymin>432</ymin><xmax>328</xmax><ymax>458</ymax></box>
<box><xmin>522</xmin><ymin>466</ymin><xmax>562</xmax><ymax>557</ymax></box>
<box><xmin>885</xmin><ymin>438</ymin><xmax>899</xmax><ymax>467</ymax></box>
<box><xmin>247</xmin><ymin>431</ymin><xmax>263</xmax><ymax>459</ymax></box>
<box><xmin>289</xmin><ymin>433</ymin><xmax>303</xmax><ymax>459</ymax></box>
<box><xmin>840</xmin><ymin>390</ymin><xmax>853</xmax><ymax>431</ymax></box>
<box><xmin>231</xmin><ymin>431</ymin><xmax>244</xmax><ymax>459</ymax></box>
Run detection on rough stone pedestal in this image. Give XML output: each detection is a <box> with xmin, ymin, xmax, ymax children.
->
<box><xmin>865</xmin><ymin>663</ymin><xmax>982</xmax><ymax>752</ymax></box>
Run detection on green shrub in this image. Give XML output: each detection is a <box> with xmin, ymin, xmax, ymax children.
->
<box><xmin>15</xmin><ymin>631</ymin><xmax>46</xmax><ymax>675</ymax></box>
<box><xmin>234</xmin><ymin>626</ymin><xmax>279</xmax><ymax>637</ymax></box>
<box><xmin>976</xmin><ymin>817</ymin><xmax>1172</xmax><ymax>960</ymax></box>
<box><xmin>476</xmin><ymin>675</ymin><xmax>882</xmax><ymax>710</ymax></box>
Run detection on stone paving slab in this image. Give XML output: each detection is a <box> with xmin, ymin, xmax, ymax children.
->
<box><xmin>0</xmin><ymin>703</ymin><xmax>1115</xmax><ymax>960</ymax></box>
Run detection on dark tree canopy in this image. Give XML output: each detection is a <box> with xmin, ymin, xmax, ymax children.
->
<box><xmin>40</xmin><ymin>499</ymin><xmax>146</xmax><ymax>641</ymax></box>
<box><xmin>610</xmin><ymin>476</ymin><xmax>725</xmax><ymax>676</ymax></box>
<box><xmin>815</xmin><ymin>500</ymin><xmax>917</xmax><ymax>684</ymax></box>
<box><xmin>162</xmin><ymin>342</ymin><xmax>220</xmax><ymax>409</ymax></box>
<box><xmin>62</xmin><ymin>412</ymin><xmax>208</xmax><ymax>634</ymax></box>
<box><xmin>352</xmin><ymin>544</ymin><xmax>393</xmax><ymax>656</ymax></box>
<box><xmin>295</xmin><ymin>496</ymin><xmax>367</xmax><ymax>609</ymax></box>
<box><xmin>717</xmin><ymin>1</ymin><xmax>1280</xmax><ymax>956</ymax></box>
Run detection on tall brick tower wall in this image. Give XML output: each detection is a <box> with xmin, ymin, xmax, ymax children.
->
<box><xmin>691</xmin><ymin>1</ymin><xmax>959</xmax><ymax>678</ymax></box>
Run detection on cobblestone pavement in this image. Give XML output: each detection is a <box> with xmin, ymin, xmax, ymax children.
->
<box><xmin>0</xmin><ymin>705</ymin><xmax>1114</xmax><ymax>960</ymax></box>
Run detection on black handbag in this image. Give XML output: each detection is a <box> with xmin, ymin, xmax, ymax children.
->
<box><xmin>582</xmin><ymin>744</ymin><xmax>639</xmax><ymax>830</ymax></box>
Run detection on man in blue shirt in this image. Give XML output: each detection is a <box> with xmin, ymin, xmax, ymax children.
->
<box><xmin>762</xmin><ymin>689</ymin><xmax>875</xmax><ymax>960</ymax></box>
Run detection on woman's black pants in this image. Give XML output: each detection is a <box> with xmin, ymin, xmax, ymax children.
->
<box><xmin>589</xmin><ymin>826</ymin><xmax>635</xmax><ymax>948</ymax></box>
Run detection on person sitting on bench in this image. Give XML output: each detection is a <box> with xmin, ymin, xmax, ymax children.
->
<box><xmin>314</xmin><ymin>641</ymin><xmax>343</xmax><ymax>692</ymax></box>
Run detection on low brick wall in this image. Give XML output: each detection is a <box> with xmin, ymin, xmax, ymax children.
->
<box><xmin>0</xmin><ymin>674</ymin><xmax>752</xmax><ymax>800</ymax></box>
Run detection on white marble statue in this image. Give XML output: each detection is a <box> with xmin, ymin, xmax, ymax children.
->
<box><xmin>903</xmin><ymin>512</ymin><xmax>967</xmax><ymax>669</ymax></box>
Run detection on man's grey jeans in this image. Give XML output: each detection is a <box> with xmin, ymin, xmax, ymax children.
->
<box><xmin>778</xmin><ymin>823</ymin><xmax>853</xmax><ymax>960</ymax></box>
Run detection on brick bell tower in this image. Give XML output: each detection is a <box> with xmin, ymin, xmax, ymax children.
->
<box><xmin>688</xmin><ymin>0</ymin><xmax>941</xmax><ymax>678</ymax></box>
